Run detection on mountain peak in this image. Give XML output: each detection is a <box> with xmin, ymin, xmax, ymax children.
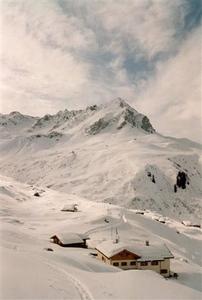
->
<box><xmin>111</xmin><ymin>97</ymin><xmax>129</xmax><ymax>107</ymax></box>
<box><xmin>9</xmin><ymin>111</ymin><xmax>23</xmax><ymax>117</ymax></box>
<box><xmin>8</xmin><ymin>111</ymin><xmax>35</xmax><ymax>120</ymax></box>
<box><xmin>103</xmin><ymin>97</ymin><xmax>132</xmax><ymax>110</ymax></box>
<box><xmin>84</xmin><ymin>98</ymin><xmax>155</xmax><ymax>135</ymax></box>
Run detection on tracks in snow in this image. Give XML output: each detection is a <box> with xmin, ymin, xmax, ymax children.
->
<box><xmin>45</xmin><ymin>261</ymin><xmax>94</xmax><ymax>300</ymax></box>
<box><xmin>84</xmin><ymin>211</ymin><xmax>126</xmax><ymax>236</ymax></box>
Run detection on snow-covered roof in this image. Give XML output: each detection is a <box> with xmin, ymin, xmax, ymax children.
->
<box><xmin>182</xmin><ymin>220</ymin><xmax>192</xmax><ymax>226</ymax></box>
<box><xmin>61</xmin><ymin>204</ymin><xmax>78</xmax><ymax>211</ymax></box>
<box><xmin>51</xmin><ymin>232</ymin><xmax>88</xmax><ymax>244</ymax></box>
<box><xmin>96</xmin><ymin>240</ymin><xmax>174</xmax><ymax>261</ymax></box>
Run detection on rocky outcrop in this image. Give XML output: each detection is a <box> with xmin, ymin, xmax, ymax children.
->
<box><xmin>117</xmin><ymin>107</ymin><xmax>155</xmax><ymax>133</ymax></box>
<box><xmin>86</xmin><ymin>118</ymin><xmax>112</xmax><ymax>135</ymax></box>
<box><xmin>141</xmin><ymin>116</ymin><xmax>155</xmax><ymax>133</ymax></box>
<box><xmin>176</xmin><ymin>171</ymin><xmax>188</xmax><ymax>189</ymax></box>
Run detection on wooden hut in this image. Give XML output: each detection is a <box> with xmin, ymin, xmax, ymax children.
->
<box><xmin>50</xmin><ymin>232</ymin><xmax>89</xmax><ymax>248</ymax></box>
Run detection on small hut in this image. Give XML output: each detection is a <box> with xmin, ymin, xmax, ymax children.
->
<box><xmin>50</xmin><ymin>232</ymin><xmax>89</xmax><ymax>248</ymax></box>
<box><xmin>61</xmin><ymin>204</ymin><xmax>78</xmax><ymax>212</ymax></box>
<box><xmin>182</xmin><ymin>220</ymin><xmax>201</xmax><ymax>228</ymax></box>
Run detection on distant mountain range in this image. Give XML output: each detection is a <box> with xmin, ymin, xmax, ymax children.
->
<box><xmin>0</xmin><ymin>98</ymin><xmax>201</xmax><ymax>221</ymax></box>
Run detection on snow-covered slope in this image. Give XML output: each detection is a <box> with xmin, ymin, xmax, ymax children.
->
<box><xmin>0</xmin><ymin>175</ymin><xmax>201</xmax><ymax>299</ymax></box>
<box><xmin>0</xmin><ymin>98</ymin><xmax>201</xmax><ymax>222</ymax></box>
<box><xmin>0</xmin><ymin>111</ymin><xmax>37</xmax><ymax>137</ymax></box>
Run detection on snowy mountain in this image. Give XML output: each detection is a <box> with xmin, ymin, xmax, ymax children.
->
<box><xmin>0</xmin><ymin>98</ymin><xmax>201</xmax><ymax>222</ymax></box>
<box><xmin>0</xmin><ymin>99</ymin><xmax>202</xmax><ymax>299</ymax></box>
<box><xmin>0</xmin><ymin>111</ymin><xmax>37</xmax><ymax>137</ymax></box>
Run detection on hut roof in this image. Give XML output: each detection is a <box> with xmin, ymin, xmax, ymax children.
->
<box><xmin>96</xmin><ymin>240</ymin><xmax>174</xmax><ymax>261</ymax></box>
<box><xmin>51</xmin><ymin>232</ymin><xmax>89</xmax><ymax>245</ymax></box>
<box><xmin>61</xmin><ymin>204</ymin><xmax>78</xmax><ymax>211</ymax></box>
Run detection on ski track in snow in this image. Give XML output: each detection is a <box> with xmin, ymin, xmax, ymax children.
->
<box><xmin>45</xmin><ymin>261</ymin><xmax>94</xmax><ymax>300</ymax></box>
<box><xmin>1</xmin><ymin>175</ymin><xmax>202</xmax><ymax>298</ymax></box>
<box><xmin>84</xmin><ymin>208</ymin><xmax>125</xmax><ymax>236</ymax></box>
<box><xmin>84</xmin><ymin>218</ymin><xmax>122</xmax><ymax>236</ymax></box>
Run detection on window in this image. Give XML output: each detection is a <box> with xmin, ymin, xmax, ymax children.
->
<box><xmin>130</xmin><ymin>261</ymin><xmax>136</xmax><ymax>266</ymax></box>
<box><xmin>151</xmin><ymin>261</ymin><xmax>159</xmax><ymax>265</ymax></box>
<box><xmin>121</xmin><ymin>262</ymin><xmax>127</xmax><ymax>266</ymax></box>
<box><xmin>140</xmin><ymin>262</ymin><xmax>148</xmax><ymax>266</ymax></box>
<box><xmin>160</xmin><ymin>269</ymin><xmax>168</xmax><ymax>274</ymax></box>
<box><xmin>102</xmin><ymin>256</ymin><xmax>106</xmax><ymax>262</ymax></box>
<box><xmin>113</xmin><ymin>262</ymin><xmax>119</xmax><ymax>266</ymax></box>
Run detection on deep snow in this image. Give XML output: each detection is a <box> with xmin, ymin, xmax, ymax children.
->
<box><xmin>0</xmin><ymin>175</ymin><xmax>201</xmax><ymax>299</ymax></box>
<box><xmin>0</xmin><ymin>99</ymin><xmax>201</xmax><ymax>299</ymax></box>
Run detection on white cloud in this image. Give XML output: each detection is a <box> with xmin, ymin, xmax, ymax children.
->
<box><xmin>0</xmin><ymin>0</ymin><xmax>201</xmax><ymax>142</ymax></box>
<box><xmin>135</xmin><ymin>27</ymin><xmax>202</xmax><ymax>142</ymax></box>
<box><xmin>0</xmin><ymin>0</ymin><xmax>94</xmax><ymax>114</ymax></box>
<box><xmin>92</xmin><ymin>0</ymin><xmax>187</xmax><ymax>58</ymax></box>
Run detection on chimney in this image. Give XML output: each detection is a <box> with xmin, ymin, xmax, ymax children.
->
<box><xmin>145</xmin><ymin>240</ymin><xmax>149</xmax><ymax>246</ymax></box>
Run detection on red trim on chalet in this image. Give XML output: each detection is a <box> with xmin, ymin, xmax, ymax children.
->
<box><xmin>96</xmin><ymin>248</ymin><xmax>141</xmax><ymax>260</ymax></box>
<box><xmin>111</xmin><ymin>249</ymin><xmax>141</xmax><ymax>260</ymax></box>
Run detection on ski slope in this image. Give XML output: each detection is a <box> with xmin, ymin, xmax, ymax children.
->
<box><xmin>0</xmin><ymin>175</ymin><xmax>201</xmax><ymax>299</ymax></box>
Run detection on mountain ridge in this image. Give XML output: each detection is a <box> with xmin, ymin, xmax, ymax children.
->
<box><xmin>0</xmin><ymin>98</ymin><xmax>155</xmax><ymax>136</ymax></box>
<box><xmin>0</xmin><ymin>98</ymin><xmax>201</xmax><ymax>221</ymax></box>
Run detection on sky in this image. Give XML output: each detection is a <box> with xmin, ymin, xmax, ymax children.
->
<box><xmin>0</xmin><ymin>0</ymin><xmax>201</xmax><ymax>142</ymax></box>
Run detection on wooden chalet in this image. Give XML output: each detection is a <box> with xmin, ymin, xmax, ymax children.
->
<box><xmin>96</xmin><ymin>240</ymin><xmax>174</xmax><ymax>277</ymax></box>
<box><xmin>50</xmin><ymin>232</ymin><xmax>89</xmax><ymax>248</ymax></box>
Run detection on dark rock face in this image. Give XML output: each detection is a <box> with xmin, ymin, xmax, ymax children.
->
<box><xmin>152</xmin><ymin>175</ymin><xmax>156</xmax><ymax>183</ymax></box>
<box><xmin>120</xmin><ymin>109</ymin><xmax>155</xmax><ymax>133</ymax></box>
<box><xmin>44</xmin><ymin>114</ymin><xmax>51</xmax><ymax>121</ymax></box>
<box><xmin>146</xmin><ymin>171</ymin><xmax>155</xmax><ymax>183</ymax></box>
<box><xmin>176</xmin><ymin>171</ymin><xmax>188</xmax><ymax>189</ymax></box>
<box><xmin>123</xmin><ymin>109</ymin><xmax>137</xmax><ymax>127</ymax></box>
<box><xmin>88</xmin><ymin>105</ymin><xmax>98</xmax><ymax>111</ymax></box>
<box><xmin>86</xmin><ymin>118</ymin><xmax>111</xmax><ymax>135</ymax></box>
<box><xmin>48</xmin><ymin>131</ymin><xmax>63</xmax><ymax>139</ymax></box>
<box><xmin>87</xmin><ymin>108</ymin><xmax>155</xmax><ymax>134</ymax></box>
<box><xmin>141</xmin><ymin>116</ymin><xmax>155</xmax><ymax>133</ymax></box>
<box><xmin>30</xmin><ymin>131</ymin><xmax>63</xmax><ymax>140</ymax></box>
<box><xmin>34</xmin><ymin>192</ymin><xmax>40</xmax><ymax>197</ymax></box>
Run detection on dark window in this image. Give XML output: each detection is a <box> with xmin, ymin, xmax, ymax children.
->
<box><xmin>121</xmin><ymin>262</ymin><xmax>127</xmax><ymax>266</ymax></box>
<box><xmin>140</xmin><ymin>262</ymin><xmax>148</xmax><ymax>266</ymax></box>
<box><xmin>130</xmin><ymin>261</ymin><xmax>136</xmax><ymax>265</ymax></box>
<box><xmin>113</xmin><ymin>262</ymin><xmax>119</xmax><ymax>266</ymax></box>
<box><xmin>102</xmin><ymin>256</ymin><xmax>106</xmax><ymax>262</ymax></box>
<box><xmin>160</xmin><ymin>269</ymin><xmax>168</xmax><ymax>274</ymax></box>
<box><xmin>151</xmin><ymin>261</ymin><xmax>159</xmax><ymax>265</ymax></box>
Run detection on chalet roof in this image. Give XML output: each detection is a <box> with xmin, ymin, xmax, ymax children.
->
<box><xmin>51</xmin><ymin>232</ymin><xmax>89</xmax><ymax>245</ymax></box>
<box><xmin>96</xmin><ymin>240</ymin><xmax>174</xmax><ymax>261</ymax></box>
